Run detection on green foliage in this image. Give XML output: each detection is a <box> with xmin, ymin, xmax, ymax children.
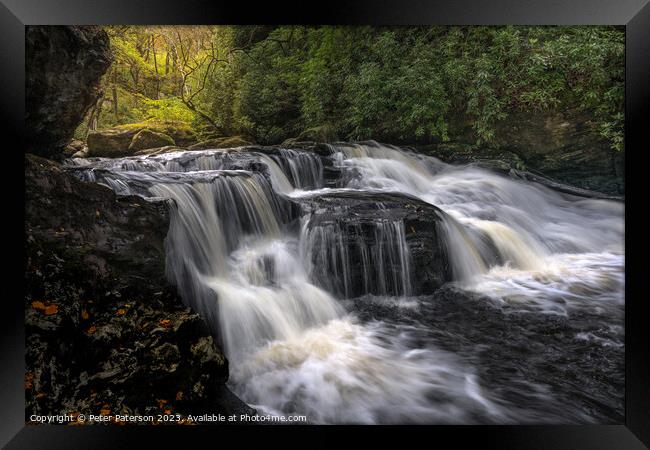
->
<box><xmin>132</xmin><ymin>96</ymin><xmax>197</xmax><ymax>124</ymax></box>
<box><xmin>85</xmin><ymin>25</ymin><xmax>624</xmax><ymax>153</ymax></box>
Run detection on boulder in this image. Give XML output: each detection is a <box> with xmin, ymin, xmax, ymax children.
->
<box><xmin>71</xmin><ymin>147</ymin><xmax>89</xmax><ymax>158</ymax></box>
<box><xmin>188</xmin><ymin>136</ymin><xmax>253</xmax><ymax>150</ymax></box>
<box><xmin>115</xmin><ymin>121</ymin><xmax>198</xmax><ymax>147</ymax></box>
<box><xmin>26</xmin><ymin>26</ymin><xmax>112</xmax><ymax>158</ymax></box>
<box><xmin>87</xmin><ymin>129</ymin><xmax>139</xmax><ymax>157</ymax></box>
<box><xmin>296</xmin><ymin>191</ymin><xmax>451</xmax><ymax>298</ymax></box>
<box><xmin>63</xmin><ymin>139</ymin><xmax>87</xmax><ymax>157</ymax></box>
<box><xmin>128</xmin><ymin>129</ymin><xmax>176</xmax><ymax>152</ymax></box>
<box><xmin>25</xmin><ymin>154</ymin><xmax>253</xmax><ymax>420</ymax></box>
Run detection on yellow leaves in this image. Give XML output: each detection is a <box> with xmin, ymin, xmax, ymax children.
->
<box><xmin>159</xmin><ymin>319</ymin><xmax>172</xmax><ymax>328</ymax></box>
<box><xmin>116</xmin><ymin>308</ymin><xmax>126</xmax><ymax>316</ymax></box>
<box><xmin>31</xmin><ymin>301</ymin><xmax>45</xmax><ymax>310</ymax></box>
<box><xmin>31</xmin><ymin>301</ymin><xmax>58</xmax><ymax>316</ymax></box>
<box><xmin>86</xmin><ymin>325</ymin><xmax>97</xmax><ymax>335</ymax></box>
<box><xmin>25</xmin><ymin>372</ymin><xmax>34</xmax><ymax>390</ymax></box>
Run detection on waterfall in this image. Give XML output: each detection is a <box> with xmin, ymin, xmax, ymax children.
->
<box><xmin>272</xmin><ymin>148</ymin><xmax>324</xmax><ymax>190</ymax></box>
<box><xmin>329</xmin><ymin>141</ymin><xmax>624</xmax><ymax>298</ymax></box>
<box><xmin>301</xmin><ymin>215</ymin><xmax>413</xmax><ymax>298</ymax></box>
<box><xmin>66</xmin><ymin>140</ymin><xmax>624</xmax><ymax>424</ymax></box>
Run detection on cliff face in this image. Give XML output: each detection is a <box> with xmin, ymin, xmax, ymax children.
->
<box><xmin>26</xmin><ymin>26</ymin><xmax>112</xmax><ymax>158</ymax></box>
<box><xmin>429</xmin><ymin>109</ymin><xmax>624</xmax><ymax>195</ymax></box>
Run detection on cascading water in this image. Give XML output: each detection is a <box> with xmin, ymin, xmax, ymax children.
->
<box><xmin>300</xmin><ymin>213</ymin><xmax>413</xmax><ymax>298</ymax></box>
<box><xmin>67</xmin><ymin>140</ymin><xmax>624</xmax><ymax>424</ymax></box>
<box><xmin>331</xmin><ymin>141</ymin><xmax>623</xmax><ymax>314</ymax></box>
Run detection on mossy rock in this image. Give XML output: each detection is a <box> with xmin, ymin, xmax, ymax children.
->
<box><xmin>87</xmin><ymin>129</ymin><xmax>139</xmax><ymax>157</ymax></box>
<box><xmin>188</xmin><ymin>136</ymin><xmax>253</xmax><ymax>150</ymax></box>
<box><xmin>128</xmin><ymin>129</ymin><xmax>175</xmax><ymax>152</ymax></box>
<box><xmin>115</xmin><ymin>120</ymin><xmax>198</xmax><ymax>147</ymax></box>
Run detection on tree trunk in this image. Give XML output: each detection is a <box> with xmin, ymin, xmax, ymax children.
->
<box><xmin>152</xmin><ymin>35</ymin><xmax>160</xmax><ymax>99</ymax></box>
<box><xmin>112</xmin><ymin>69</ymin><xmax>118</xmax><ymax>121</ymax></box>
<box><xmin>85</xmin><ymin>94</ymin><xmax>104</xmax><ymax>138</ymax></box>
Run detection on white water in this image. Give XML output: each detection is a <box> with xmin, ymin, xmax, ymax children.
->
<box><xmin>68</xmin><ymin>141</ymin><xmax>624</xmax><ymax>423</ymax></box>
<box><xmin>331</xmin><ymin>141</ymin><xmax>624</xmax><ymax>314</ymax></box>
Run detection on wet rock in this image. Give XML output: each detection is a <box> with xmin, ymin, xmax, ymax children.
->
<box><xmin>115</xmin><ymin>121</ymin><xmax>198</xmax><ymax>148</ymax></box>
<box><xmin>296</xmin><ymin>191</ymin><xmax>451</xmax><ymax>297</ymax></box>
<box><xmin>63</xmin><ymin>139</ymin><xmax>87</xmax><ymax>157</ymax></box>
<box><xmin>422</xmin><ymin>109</ymin><xmax>624</xmax><ymax>195</ymax></box>
<box><xmin>129</xmin><ymin>129</ymin><xmax>176</xmax><ymax>152</ymax></box>
<box><xmin>25</xmin><ymin>154</ymin><xmax>251</xmax><ymax>421</ymax></box>
<box><xmin>150</xmin><ymin>343</ymin><xmax>181</xmax><ymax>374</ymax></box>
<box><xmin>26</xmin><ymin>26</ymin><xmax>112</xmax><ymax>158</ymax></box>
<box><xmin>134</xmin><ymin>145</ymin><xmax>186</xmax><ymax>156</ymax></box>
<box><xmin>188</xmin><ymin>136</ymin><xmax>254</xmax><ymax>150</ymax></box>
<box><xmin>71</xmin><ymin>147</ymin><xmax>90</xmax><ymax>158</ymax></box>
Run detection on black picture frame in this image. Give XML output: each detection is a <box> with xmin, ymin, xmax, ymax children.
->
<box><xmin>2</xmin><ymin>0</ymin><xmax>648</xmax><ymax>448</ymax></box>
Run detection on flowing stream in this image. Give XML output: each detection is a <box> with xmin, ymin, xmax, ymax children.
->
<box><xmin>68</xmin><ymin>141</ymin><xmax>624</xmax><ymax>424</ymax></box>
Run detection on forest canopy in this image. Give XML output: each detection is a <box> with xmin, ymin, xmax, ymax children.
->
<box><xmin>78</xmin><ymin>25</ymin><xmax>624</xmax><ymax>152</ymax></box>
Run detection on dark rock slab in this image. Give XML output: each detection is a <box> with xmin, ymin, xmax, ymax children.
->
<box><xmin>296</xmin><ymin>190</ymin><xmax>452</xmax><ymax>298</ymax></box>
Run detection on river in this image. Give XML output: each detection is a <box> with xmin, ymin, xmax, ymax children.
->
<box><xmin>67</xmin><ymin>141</ymin><xmax>624</xmax><ymax>424</ymax></box>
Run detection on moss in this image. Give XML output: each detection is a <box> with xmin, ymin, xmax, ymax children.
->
<box><xmin>114</xmin><ymin>119</ymin><xmax>198</xmax><ymax>146</ymax></box>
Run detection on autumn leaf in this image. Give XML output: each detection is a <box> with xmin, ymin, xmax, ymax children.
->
<box><xmin>31</xmin><ymin>301</ymin><xmax>58</xmax><ymax>316</ymax></box>
<box><xmin>164</xmin><ymin>409</ymin><xmax>172</xmax><ymax>415</ymax></box>
<box><xmin>25</xmin><ymin>372</ymin><xmax>34</xmax><ymax>390</ymax></box>
<box><xmin>157</xmin><ymin>399</ymin><xmax>168</xmax><ymax>408</ymax></box>
<box><xmin>159</xmin><ymin>319</ymin><xmax>171</xmax><ymax>328</ymax></box>
<box><xmin>31</xmin><ymin>301</ymin><xmax>46</xmax><ymax>311</ymax></box>
<box><xmin>86</xmin><ymin>325</ymin><xmax>97</xmax><ymax>334</ymax></box>
<box><xmin>43</xmin><ymin>304</ymin><xmax>58</xmax><ymax>315</ymax></box>
<box><xmin>81</xmin><ymin>310</ymin><xmax>89</xmax><ymax>320</ymax></box>
<box><xmin>116</xmin><ymin>308</ymin><xmax>126</xmax><ymax>316</ymax></box>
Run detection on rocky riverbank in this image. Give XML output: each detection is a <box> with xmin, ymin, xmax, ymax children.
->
<box><xmin>25</xmin><ymin>154</ymin><xmax>253</xmax><ymax>422</ymax></box>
